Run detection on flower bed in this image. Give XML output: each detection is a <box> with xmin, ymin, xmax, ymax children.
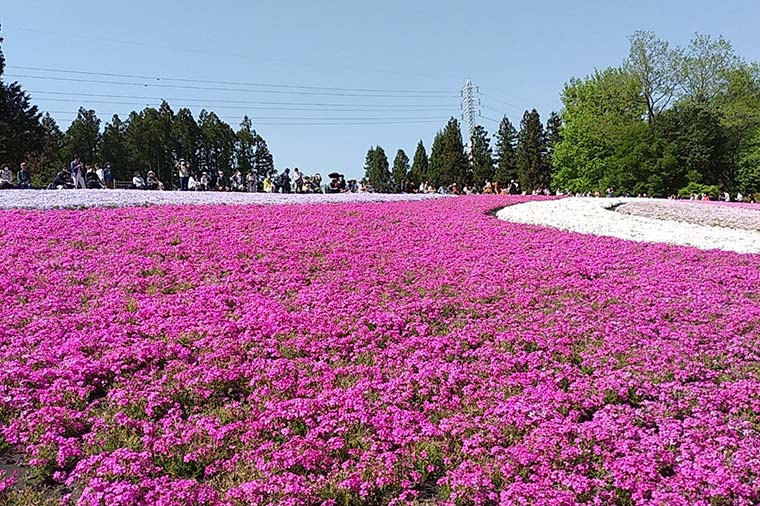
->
<box><xmin>0</xmin><ymin>189</ymin><xmax>445</xmax><ymax>210</ymax></box>
<box><xmin>1</xmin><ymin>196</ymin><xmax>760</xmax><ymax>505</ymax></box>
<box><xmin>617</xmin><ymin>200</ymin><xmax>760</xmax><ymax>232</ymax></box>
<box><xmin>497</xmin><ymin>197</ymin><xmax>760</xmax><ymax>254</ymax></box>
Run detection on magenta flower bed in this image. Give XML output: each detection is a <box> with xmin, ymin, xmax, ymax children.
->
<box><xmin>1</xmin><ymin>196</ymin><xmax>759</xmax><ymax>505</ymax></box>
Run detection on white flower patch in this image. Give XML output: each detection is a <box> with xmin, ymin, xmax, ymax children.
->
<box><xmin>617</xmin><ymin>200</ymin><xmax>760</xmax><ymax>231</ymax></box>
<box><xmin>0</xmin><ymin>189</ymin><xmax>446</xmax><ymax>210</ymax></box>
<box><xmin>496</xmin><ymin>198</ymin><xmax>760</xmax><ymax>254</ymax></box>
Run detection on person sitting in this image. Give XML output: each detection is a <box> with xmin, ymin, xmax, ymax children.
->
<box><xmin>17</xmin><ymin>163</ymin><xmax>32</xmax><ymax>189</ymax></box>
<box><xmin>263</xmin><ymin>176</ymin><xmax>273</xmax><ymax>193</ymax></box>
<box><xmin>132</xmin><ymin>172</ymin><xmax>146</xmax><ymax>189</ymax></box>
<box><xmin>145</xmin><ymin>171</ymin><xmax>164</xmax><ymax>190</ymax></box>
<box><xmin>51</xmin><ymin>169</ymin><xmax>74</xmax><ymax>189</ymax></box>
<box><xmin>199</xmin><ymin>172</ymin><xmax>209</xmax><ymax>191</ymax></box>
<box><xmin>0</xmin><ymin>165</ymin><xmax>14</xmax><ymax>189</ymax></box>
<box><xmin>86</xmin><ymin>166</ymin><xmax>105</xmax><ymax>189</ymax></box>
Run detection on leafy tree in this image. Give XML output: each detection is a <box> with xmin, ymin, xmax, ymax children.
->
<box><xmin>408</xmin><ymin>140</ymin><xmax>428</xmax><ymax>188</ymax></box>
<box><xmin>62</xmin><ymin>108</ymin><xmax>101</xmax><ymax>164</ymax></box>
<box><xmin>125</xmin><ymin>106</ymin><xmax>173</xmax><ymax>181</ymax></box>
<box><xmin>101</xmin><ymin>114</ymin><xmax>130</xmax><ymax>180</ymax></box>
<box><xmin>737</xmin><ymin>127</ymin><xmax>760</xmax><ymax>195</ymax></box>
<box><xmin>679</xmin><ymin>33</ymin><xmax>739</xmax><ymax>102</ymax></box>
<box><xmin>364</xmin><ymin>146</ymin><xmax>391</xmax><ymax>192</ymax></box>
<box><xmin>391</xmin><ymin>149</ymin><xmax>410</xmax><ymax>192</ymax></box>
<box><xmin>516</xmin><ymin>109</ymin><xmax>549</xmax><ymax>191</ymax></box>
<box><xmin>493</xmin><ymin>116</ymin><xmax>518</xmax><ymax>186</ymax></box>
<box><xmin>470</xmin><ymin>125</ymin><xmax>494</xmax><ymax>189</ymax></box>
<box><xmin>625</xmin><ymin>30</ymin><xmax>681</xmax><ymax>122</ymax></box>
<box><xmin>26</xmin><ymin>114</ymin><xmax>64</xmax><ymax>186</ymax></box>
<box><xmin>0</xmin><ymin>24</ymin><xmax>44</xmax><ymax>164</ymax></box>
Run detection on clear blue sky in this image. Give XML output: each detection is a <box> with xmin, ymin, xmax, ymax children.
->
<box><xmin>3</xmin><ymin>0</ymin><xmax>760</xmax><ymax>179</ymax></box>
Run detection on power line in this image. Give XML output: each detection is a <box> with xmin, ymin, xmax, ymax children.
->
<box><xmin>31</xmin><ymin>97</ymin><xmax>455</xmax><ymax>112</ymax></box>
<box><xmin>43</xmin><ymin>111</ymin><xmax>450</xmax><ymax>121</ymax></box>
<box><xmin>7</xmin><ymin>74</ymin><xmax>460</xmax><ymax>99</ymax></box>
<box><xmin>8</xmin><ymin>65</ymin><xmax>454</xmax><ymax>94</ymax></box>
<box><xmin>48</xmin><ymin>117</ymin><xmax>449</xmax><ymax>126</ymax></box>
<box><xmin>28</xmin><ymin>90</ymin><xmax>459</xmax><ymax>108</ymax></box>
<box><xmin>478</xmin><ymin>92</ymin><xmax>523</xmax><ymax>111</ymax></box>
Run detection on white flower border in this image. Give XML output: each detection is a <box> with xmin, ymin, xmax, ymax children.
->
<box><xmin>0</xmin><ymin>189</ymin><xmax>446</xmax><ymax>210</ymax></box>
<box><xmin>496</xmin><ymin>197</ymin><xmax>760</xmax><ymax>254</ymax></box>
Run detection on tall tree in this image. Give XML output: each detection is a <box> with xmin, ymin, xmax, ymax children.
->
<box><xmin>171</xmin><ymin>107</ymin><xmax>201</xmax><ymax>170</ymax></box>
<box><xmin>625</xmin><ymin>30</ymin><xmax>681</xmax><ymax>123</ymax></box>
<box><xmin>236</xmin><ymin>116</ymin><xmax>258</xmax><ymax>174</ymax></box>
<box><xmin>253</xmin><ymin>136</ymin><xmax>276</xmax><ymax>183</ymax></box>
<box><xmin>493</xmin><ymin>116</ymin><xmax>518</xmax><ymax>186</ymax></box>
<box><xmin>25</xmin><ymin>113</ymin><xmax>64</xmax><ymax>185</ymax></box>
<box><xmin>516</xmin><ymin>109</ymin><xmax>550</xmax><ymax>191</ymax></box>
<box><xmin>470</xmin><ymin>125</ymin><xmax>494</xmax><ymax>189</ymax></box>
<box><xmin>101</xmin><ymin>114</ymin><xmax>130</xmax><ymax>180</ymax></box>
<box><xmin>545</xmin><ymin>111</ymin><xmax>563</xmax><ymax>171</ymax></box>
<box><xmin>198</xmin><ymin>110</ymin><xmax>236</xmax><ymax>173</ymax></box>
<box><xmin>391</xmin><ymin>149</ymin><xmax>410</xmax><ymax>192</ymax></box>
<box><xmin>363</xmin><ymin>146</ymin><xmax>391</xmax><ymax>192</ymax></box>
<box><xmin>63</xmin><ymin>108</ymin><xmax>101</xmax><ymax>164</ymax></box>
<box><xmin>408</xmin><ymin>140</ymin><xmax>428</xmax><ymax>188</ymax></box>
<box><xmin>679</xmin><ymin>33</ymin><xmax>739</xmax><ymax>102</ymax></box>
<box><xmin>0</xmin><ymin>23</ymin><xmax>45</xmax><ymax>163</ymax></box>
<box><xmin>428</xmin><ymin>118</ymin><xmax>468</xmax><ymax>188</ymax></box>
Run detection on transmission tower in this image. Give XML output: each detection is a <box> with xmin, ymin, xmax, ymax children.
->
<box><xmin>460</xmin><ymin>79</ymin><xmax>480</xmax><ymax>152</ymax></box>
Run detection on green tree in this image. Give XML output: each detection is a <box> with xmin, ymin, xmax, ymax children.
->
<box><xmin>125</xmin><ymin>105</ymin><xmax>173</xmax><ymax>181</ymax></box>
<box><xmin>428</xmin><ymin>118</ymin><xmax>468</xmax><ymax>189</ymax></box>
<box><xmin>516</xmin><ymin>109</ymin><xmax>549</xmax><ymax>191</ymax></box>
<box><xmin>679</xmin><ymin>33</ymin><xmax>740</xmax><ymax>103</ymax></box>
<box><xmin>470</xmin><ymin>125</ymin><xmax>494</xmax><ymax>189</ymax></box>
<box><xmin>391</xmin><ymin>149</ymin><xmax>410</xmax><ymax>192</ymax></box>
<box><xmin>408</xmin><ymin>140</ymin><xmax>428</xmax><ymax>189</ymax></box>
<box><xmin>253</xmin><ymin>136</ymin><xmax>276</xmax><ymax>183</ymax></box>
<box><xmin>171</xmin><ymin>107</ymin><xmax>201</xmax><ymax>170</ymax></box>
<box><xmin>493</xmin><ymin>116</ymin><xmax>518</xmax><ymax>187</ymax></box>
<box><xmin>364</xmin><ymin>146</ymin><xmax>391</xmax><ymax>192</ymax></box>
<box><xmin>236</xmin><ymin>115</ymin><xmax>258</xmax><ymax>174</ymax></box>
<box><xmin>62</xmin><ymin>108</ymin><xmax>101</xmax><ymax>164</ymax></box>
<box><xmin>101</xmin><ymin>114</ymin><xmax>130</xmax><ymax>180</ymax></box>
<box><xmin>0</xmin><ymin>24</ymin><xmax>45</xmax><ymax>163</ymax></box>
<box><xmin>198</xmin><ymin>110</ymin><xmax>237</xmax><ymax>173</ymax></box>
<box><xmin>625</xmin><ymin>30</ymin><xmax>681</xmax><ymax>123</ymax></box>
<box><xmin>25</xmin><ymin>114</ymin><xmax>64</xmax><ymax>186</ymax></box>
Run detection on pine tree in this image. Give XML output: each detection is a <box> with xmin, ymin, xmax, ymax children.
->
<box><xmin>391</xmin><ymin>149</ymin><xmax>410</xmax><ymax>192</ymax></box>
<box><xmin>101</xmin><ymin>114</ymin><xmax>130</xmax><ymax>180</ymax></box>
<box><xmin>470</xmin><ymin>125</ymin><xmax>494</xmax><ymax>189</ymax></box>
<box><xmin>63</xmin><ymin>108</ymin><xmax>101</xmax><ymax>164</ymax></box>
<box><xmin>516</xmin><ymin>109</ymin><xmax>550</xmax><ymax>191</ymax></box>
<box><xmin>0</xmin><ymin>24</ymin><xmax>45</xmax><ymax>163</ymax></box>
<box><xmin>171</xmin><ymin>108</ymin><xmax>201</xmax><ymax>170</ymax></box>
<box><xmin>493</xmin><ymin>116</ymin><xmax>518</xmax><ymax>187</ymax></box>
<box><xmin>364</xmin><ymin>146</ymin><xmax>391</xmax><ymax>192</ymax></box>
<box><xmin>253</xmin><ymin>137</ymin><xmax>275</xmax><ymax>182</ymax></box>
<box><xmin>408</xmin><ymin>140</ymin><xmax>428</xmax><ymax>189</ymax></box>
<box><xmin>428</xmin><ymin>118</ymin><xmax>468</xmax><ymax>189</ymax></box>
<box><xmin>25</xmin><ymin>113</ymin><xmax>64</xmax><ymax>186</ymax></box>
<box><xmin>545</xmin><ymin>111</ymin><xmax>563</xmax><ymax>171</ymax></box>
<box><xmin>236</xmin><ymin>116</ymin><xmax>257</xmax><ymax>174</ymax></box>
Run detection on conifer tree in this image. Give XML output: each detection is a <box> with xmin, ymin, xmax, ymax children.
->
<box><xmin>494</xmin><ymin>116</ymin><xmax>518</xmax><ymax>187</ymax></box>
<box><xmin>516</xmin><ymin>109</ymin><xmax>550</xmax><ymax>191</ymax></box>
<box><xmin>428</xmin><ymin>118</ymin><xmax>468</xmax><ymax>189</ymax></box>
<box><xmin>62</xmin><ymin>108</ymin><xmax>101</xmax><ymax>164</ymax></box>
<box><xmin>470</xmin><ymin>125</ymin><xmax>494</xmax><ymax>189</ymax></box>
<box><xmin>408</xmin><ymin>140</ymin><xmax>428</xmax><ymax>188</ymax></box>
<box><xmin>364</xmin><ymin>146</ymin><xmax>391</xmax><ymax>192</ymax></box>
<box><xmin>545</xmin><ymin>111</ymin><xmax>563</xmax><ymax>171</ymax></box>
<box><xmin>391</xmin><ymin>149</ymin><xmax>410</xmax><ymax>192</ymax></box>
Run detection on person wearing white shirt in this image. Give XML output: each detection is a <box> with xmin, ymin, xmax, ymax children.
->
<box><xmin>132</xmin><ymin>172</ymin><xmax>146</xmax><ymax>189</ymax></box>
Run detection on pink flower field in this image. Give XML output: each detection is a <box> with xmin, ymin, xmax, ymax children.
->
<box><xmin>1</xmin><ymin>196</ymin><xmax>760</xmax><ymax>505</ymax></box>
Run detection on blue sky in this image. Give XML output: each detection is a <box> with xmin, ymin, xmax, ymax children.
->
<box><xmin>3</xmin><ymin>0</ymin><xmax>760</xmax><ymax>179</ymax></box>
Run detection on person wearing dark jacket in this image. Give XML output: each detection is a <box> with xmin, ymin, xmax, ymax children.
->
<box><xmin>17</xmin><ymin>163</ymin><xmax>32</xmax><ymax>189</ymax></box>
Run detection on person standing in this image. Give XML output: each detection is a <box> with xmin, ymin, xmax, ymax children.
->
<box><xmin>176</xmin><ymin>159</ymin><xmax>190</xmax><ymax>191</ymax></box>
<box><xmin>103</xmin><ymin>163</ymin><xmax>114</xmax><ymax>189</ymax></box>
<box><xmin>279</xmin><ymin>168</ymin><xmax>291</xmax><ymax>194</ymax></box>
<box><xmin>70</xmin><ymin>155</ymin><xmax>86</xmax><ymax>189</ymax></box>
<box><xmin>293</xmin><ymin>167</ymin><xmax>304</xmax><ymax>193</ymax></box>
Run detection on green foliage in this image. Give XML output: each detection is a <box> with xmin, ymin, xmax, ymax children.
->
<box><xmin>470</xmin><ymin>125</ymin><xmax>494</xmax><ymax>189</ymax></box>
<box><xmin>516</xmin><ymin>109</ymin><xmax>550</xmax><ymax>191</ymax></box>
<box><xmin>391</xmin><ymin>149</ymin><xmax>410</xmax><ymax>192</ymax></box>
<box><xmin>677</xmin><ymin>182</ymin><xmax>720</xmax><ymax>199</ymax></box>
<box><xmin>364</xmin><ymin>146</ymin><xmax>391</xmax><ymax>192</ymax></box>
<box><xmin>493</xmin><ymin>116</ymin><xmax>518</xmax><ymax>186</ymax></box>
<box><xmin>101</xmin><ymin>114</ymin><xmax>130</xmax><ymax>180</ymax></box>
<box><xmin>408</xmin><ymin>140</ymin><xmax>428</xmax><ymax>188</ymax></box>
<box><xmin>428</xmin><ymin>117</ymin><xmax>469</xmax><ymax>189</ymax></box>
<box><xmin>62</xmin><ymin>108</ymin><xmax>101</xmax><ymax>164</ymax></box>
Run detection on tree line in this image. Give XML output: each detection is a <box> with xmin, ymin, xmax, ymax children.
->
<box><xmin>553</xmin><ymin>31</ymin><xmax>760</xmax><ymax>199</ymax></box>
<box><xmin>363</xmin><ymin>111</ymin><xmax>563</xmax><ymax>193</ymax></box>
<box><xmin>0</xmin><ymin>24</ymin><xmax>276</xmax><ymax>187</ymax></box>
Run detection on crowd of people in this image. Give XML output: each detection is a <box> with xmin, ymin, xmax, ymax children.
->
<box><xmin>1</xmin><ymin>158</ymin><xmax>758</xmax><ymax>203</ymax></box>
